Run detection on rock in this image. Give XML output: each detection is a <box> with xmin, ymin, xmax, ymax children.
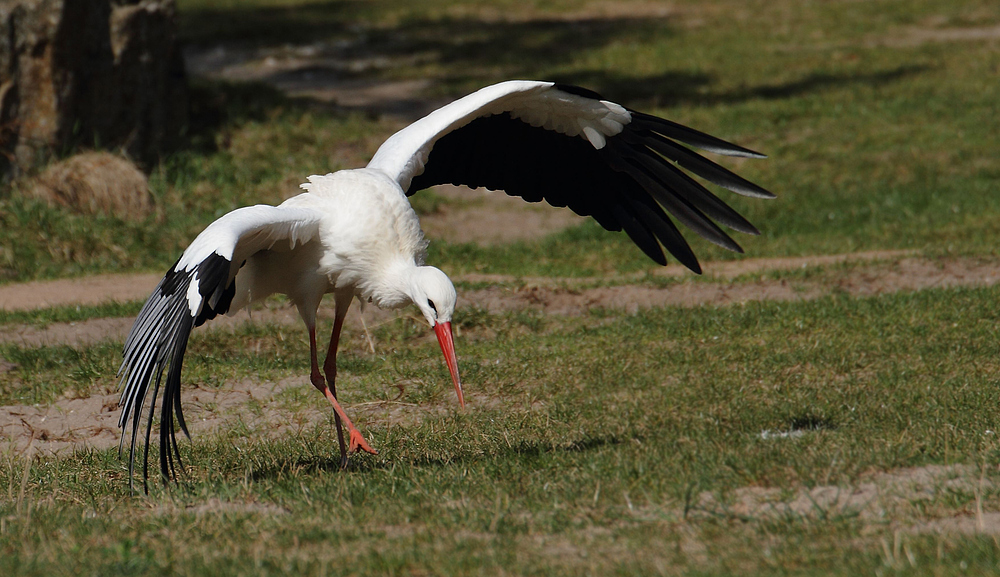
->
<box><xmin>0</xmin><ymin>0</ymin><xmax>186</xmax><ymax>178</ymax></box>
<box><xmin>27</xmin><ymin>151</ymin><xmax>154</xmax><ymax>221</ymax></box>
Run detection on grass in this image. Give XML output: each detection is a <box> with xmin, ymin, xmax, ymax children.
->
<box><xmin>0</xmin><ymin>302</ymin><xmax>144</xmax><ymax>328</ymax></box>
<box><xmin>4</xmin><ymin>286</ymin><xmax>1000</xmax><ymax>573</ymax></box>
<box><xmin>3</xmin><ymin>0</ymin><xmax>1000</xmax><ymax>574</ymax></box>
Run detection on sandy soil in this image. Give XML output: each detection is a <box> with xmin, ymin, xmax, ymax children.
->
<box><xmin>0</xmin><ymin>273</ymin><xmax>163</xmax><ymax>312</ymax></box>
<box><xmin>0</xmin><ymin>248</ymin><xmax>904</xmax><ymax>317</ymax></box>
<box><xmin>691</xmin><ymin>463</ymin><xmax>999</xmax><ymax>536</ymax></box>
<box><xmin>2</xmin><ymin>376</ymin><xmax>334</xmax><ymax>458</ymax></box>
<box><xmin>874</xmin><ymin>22</ymin><xmax>1000</xmax><ymax>48</ymax></box>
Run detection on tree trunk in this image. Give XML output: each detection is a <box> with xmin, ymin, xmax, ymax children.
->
<box><xmin>0</xmin><ymin>0</ymin><xmax>187</xmax><ymax>178</ymax></box>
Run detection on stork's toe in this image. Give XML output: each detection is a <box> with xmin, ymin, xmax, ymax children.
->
<box><xmin>349</xmin><ymin>429</ymin><xmax>377</xmax><ymax>455</ymax></box>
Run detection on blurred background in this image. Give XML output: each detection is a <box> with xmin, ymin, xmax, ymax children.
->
<box><xmin>1</xmin><ymin>0</ymin><xmax>998</xmax><ymax>281</ymax></box>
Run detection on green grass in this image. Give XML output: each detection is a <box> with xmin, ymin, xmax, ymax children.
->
<box><xmin>0</xmin><ymin>342</ymin><xmax>120</xmax><ymax>406</ymax></box>
<box><xmin>0</xmin><ymin>302</ymin><xmax>143</xmax><ymax>328</ymax></box>
<box><xmin>5</xmin><ymin>286</ymin><xmax>1000</xmax><ymax>574</ymax></box>
<box><xmin>3</xmin><ymin>0</ymin><xmax>1000</xmax><ymax>574</ymax></box>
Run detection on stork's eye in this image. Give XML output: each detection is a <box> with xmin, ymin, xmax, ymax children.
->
<box><xmin>427</xmin><ymin>299</ymin><xmax>437</xmax><ymax>315</ymax></box>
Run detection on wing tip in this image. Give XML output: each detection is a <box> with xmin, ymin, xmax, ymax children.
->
<box><xmin>685</xmin><ymin>260</ymin><xmax>703</xmax><ymax>275</ymax></box>
<box><xmin>732</xmin><ymin>150</ymin><xmax>768</xmax><ymax>160</ymax></box>
<box><xmin>739</xmin><ymin>187</ymin><xmax>777</xmax><ymax>200</ymax></box>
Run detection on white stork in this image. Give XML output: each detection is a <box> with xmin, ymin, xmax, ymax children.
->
<box><xmin>117</xmin><ymin>80</ymin><xmax>774</xmax><ymax>490</ymax></box>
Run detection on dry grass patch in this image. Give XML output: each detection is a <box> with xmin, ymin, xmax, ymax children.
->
<box><xmin>25</xmin><ymin>152</ymin><xmax>154</xmax><ymax>221</ymax></box>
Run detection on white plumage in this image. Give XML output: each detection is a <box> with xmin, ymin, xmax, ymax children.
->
<box><xmin>116</xmin><ymin>80</ymin><xmax>774</xmax><ymax>490</ymax></box>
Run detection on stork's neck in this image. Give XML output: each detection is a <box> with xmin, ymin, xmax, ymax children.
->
<box><xmin>365</xmin><ymin>258</ymin><xmax>422</xmax><ymax>310</ymax></box>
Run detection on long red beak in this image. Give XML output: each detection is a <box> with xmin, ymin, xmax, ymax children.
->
<box><xmin>433</xmin><ymin>321</ymin><xmax>464</xmax><ymax>408</ymax></box>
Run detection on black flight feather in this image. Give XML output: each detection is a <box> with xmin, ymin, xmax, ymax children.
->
<box><xmin>407</xmin><ymin>86</ymin><xmax>773</xmax><ymax>273</ymax></box>
<box><xmin>117</xmin><ymin>254</ymin><xmax>234</xmax><ymax>492</ymax></box>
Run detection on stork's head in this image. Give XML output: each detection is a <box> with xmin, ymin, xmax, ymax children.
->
<box><xmin>409</xmin><ymin>266</ymin><xmax>457</xmax><ymax>326</ymax></box>
<box><xmin>408</xmin><ymin>266</ymin><xmax>463</xmax><ymax>407</ymax></box>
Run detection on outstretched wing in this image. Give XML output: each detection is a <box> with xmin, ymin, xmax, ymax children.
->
<box><xmin>367</xmin><ymin>80</ymin><xmax>774</xmax><ymax>273</ymax></box>
<box><xmin>117</xmin><ymin>204</ymin><xmax>322</xmax><ymax>491</ymax></box>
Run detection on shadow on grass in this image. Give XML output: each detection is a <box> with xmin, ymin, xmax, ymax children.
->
<box><xmin>174</xmin><ymin>5</ymin><xmax>686</xmax><ymax>123</ymax></box>
<box><xmin>786</xmin><ymin>413</ymin><xmax>836</xmax><ymax>432</ymax></box>
<box><xmin>247</xmin><ymin>432</ymin><xmax>636</xmax><ymax>481</ymax></box>
<box><xmin>181</xmin><ymin>80</ymin><xmax>339</xmax><ymax>155</ymax></box>
<box><xmin>559</xmin><ymin>63</ymin><xmax>932</xmax><ymax>109</ymax></box>
<box><xmin>172</xmin><ymin>6</ymin><xmax>685</xmax><ymax>152</ymax></box>
<box><xmin>178</xmin><ymin>0</ymin><xmax>357</xmax><ymax>47</ymax></box>
<box><xmin>177</xmin><ymin>0</ymin><xmax>673</xmax><ymax>66</ymax></box>
<box><xmin>174</xmin><ymin>0</ymin><xmax>931</xmax><ymax>149</ymax></box>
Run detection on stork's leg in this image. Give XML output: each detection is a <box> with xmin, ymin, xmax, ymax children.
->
<box><xmin>323</xmin><ymin>301</ymin><xmax>349</xmax><ymax>467</ymax></box>
<box><xmin>307</xmin><ymin>320</ymin><xmax>377</xmax><ymax>458</ymax></box>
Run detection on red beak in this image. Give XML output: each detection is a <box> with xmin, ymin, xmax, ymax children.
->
<box><xmin>433</xmin><ymin>321</ymin><xmax>464</xmax><ymax>408</ymax></box>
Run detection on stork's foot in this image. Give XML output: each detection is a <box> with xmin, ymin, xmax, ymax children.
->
<box><xmin>349</xmin><ymin>428</ymin><xmax>377</xmax><ymax>455</ymax></box>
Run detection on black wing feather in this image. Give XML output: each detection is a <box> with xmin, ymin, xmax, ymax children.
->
<box><xmin>624</xmin><ymin>194</ymin><xmax>701</xmax><ymax>273</ymax></box>
<box><xmin>407</xmin><ymin>87</ymin><xmax>773</xmax><ymax>273</ymax></box>
<box><xmin>610</xmin><ymin>203</ymin><xmax>667</xmax><ymax>267</ymax></box>
<box><xmin>628</xmin><ymin>110</ymin><xmax>768</xmax><ymax>160</ymax></box>
<box><xmin>639</xmin><ymin>129</ymin><xmax>774</xmax><ymax>199</ymax></box>
<box><xmin>625</xmin><ymin>141</ymin><xmax>761</xmax><ymax>235</ymax></box>
<box><xmin>118</xmin><ymin>253</ymin><xmax>234</xmax><ymax>492</ymax></box>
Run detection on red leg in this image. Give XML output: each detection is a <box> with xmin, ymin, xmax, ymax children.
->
<box><xmin>307</xmin><ymin>320</ymin><xmax>376</xmax><ymax>459</ymax></box>
<box><xmin>324</xmin><ymin>303</ymin><xmax>348</xmax><ymax>467</ymax></box>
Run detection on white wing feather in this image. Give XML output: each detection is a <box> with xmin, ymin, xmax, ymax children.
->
<box><xmin>176</xmin><ymin>204</ymin><xmax>324</xmax><ymax>272</ymax></box>
<box><xmin>366</xmin><ymin>80</ymin><xmax>632</xmax><ymax>191</ymax></box>
<box><xmin>175</xmin><ymin>204</ymin><xmax>323</xmax><ymax>315</ymax></box>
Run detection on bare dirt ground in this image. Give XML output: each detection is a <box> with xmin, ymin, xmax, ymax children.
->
<box><xmin>874</xmin><ymin>21</ymin><xmax>1000</xmax><ymax>48</ymax></box>
<box><xmin>4</xmin><ymin>376</ymin><xmax>330</xmax><ymax>459</ymax></box>
<box><xmin>7</xmin><ymin>250</ymin><xmax>1000</xmax><ymax>351</ymax></box>
<box><xmin>690</xmin><ymin>463</ymin><xmax>999</xmax><ymax>536</ymax></box>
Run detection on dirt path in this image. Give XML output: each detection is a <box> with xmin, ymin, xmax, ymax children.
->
<box><xmin>0</xmin><ymin>273</ymin><xmax>163</xmax><ymax>312</ymax></box>
<box><xmin>6</xmin><ymin>250</ymin><xmax>999</xmax><ymax>352</ymax></box>
<box><xmin>0</xmin><ymin>249</ymin><xmax>906</xmax><ymax>314</ymax></box>
<box><xmin>0</xmin><ymin>186</ymin><xmax>583</xmax><ymax>313</ymax></box>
